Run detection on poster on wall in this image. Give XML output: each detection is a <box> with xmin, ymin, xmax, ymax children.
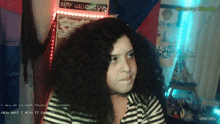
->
<box><xmin>56</xmin><ymin>13</ymin><xmax>98</xmax><ymax>49</ymax></box>
<box><xmin>156</xmin><ymin>27</ymin><xmax>178</xmax><ymax>66</ymax></box>
<box><xmin>158</xmin><ymin>5</ymin><xmax>181</xmax><ymax>27</ymax></box>
<box><xmin>156</xmin><ymin>4</ymin><xmax>181</xmax><ymax>67</ymax></box>
<box><xmin>59</xmin><ymin>0</ymin><xmax>108</xmax><ymax>13</ymax></box>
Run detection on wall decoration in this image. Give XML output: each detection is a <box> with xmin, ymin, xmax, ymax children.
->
<box><xmin>59</xmin><ymin>0</ymin><xmax>108</xmax><ymax>12</ymax></box>
<box><xmin>156</xmin><ymin>25</ymin><xmax>178</xmax><ymax>66</ymax></box>
<box><xmin>172</xmin><ymin>51</ymin><xmax>196</xmax><ymax>83</ymax></box>
<box><xmin>158</xmin><ymin>4</ymin><xmax>182</xmax><ymax>27</ymax></box>
<box><xmin>55</xmin><ymin>13</ymin><xmax>98</xmax><ymax>49</ymax></box>
<box><xmin>156</xmin><ymin>4</ymin><xmax>182</xmax><ymax>67</ymax></box>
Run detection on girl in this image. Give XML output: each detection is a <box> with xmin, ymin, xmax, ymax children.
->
<box><xmin>42</xmin><ymin>18</ymin><xmax>167</xmax><ymax>124</ymax></box>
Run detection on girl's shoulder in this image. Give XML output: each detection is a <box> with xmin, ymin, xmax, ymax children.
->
<box><xmin>44</xmin><ymin>93</ymin><xmax>98</xmax><ymax>123</ymax></box>
<box><xmin>123</xmin><ymin>92</ymin><xmax>166</xmax><ymax>123</ymax></box>
<box><xmin>43</xmin><ymin>93</ymin><xmax>72</xmax><ymax>123</ymax></box>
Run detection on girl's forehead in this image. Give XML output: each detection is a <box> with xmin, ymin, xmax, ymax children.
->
<box><xmin>110</xmin><ymin>35</ymin><xmax>133</xmax><ymax>55</ymax></box>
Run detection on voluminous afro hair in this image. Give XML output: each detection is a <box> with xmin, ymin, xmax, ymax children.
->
<box><xmin>46</xmin><ymin>18</ymin><xmax>167</xmax><ymax>123</ymax></box>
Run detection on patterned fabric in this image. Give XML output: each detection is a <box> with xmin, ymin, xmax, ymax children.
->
<box><xmin>109</xmin><ymin>0</ymin><xmax>160</xmax><ymax>31</ymax></box>
<box><xmin>0</xmin><ymin>3</ymin><xmax>22</xmax><ymax>122</ymax></box>
<box><xmin>109</xmin><ymin>0</ymin><xmax>161</xmax><ymax>46</ymax></box>
<box><xmin>43</xmin><ymin>92</ymin><xmax>166</xmax><ymax>124</ymax></box>
<box><xmin>0</xmin><ymin>7</ymin><xmax>21</xmax><ymax>111</ymax></box>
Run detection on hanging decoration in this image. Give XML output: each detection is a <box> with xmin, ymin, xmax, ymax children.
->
<box><xmin>156</xmin><ymin>4</ymin><xmax>182</xmax><ymax>67</ymax></box>
<box><xmin>172</xmin><ymin>51</ymin><xmax>196</xmax><ymax>83</ymax></box>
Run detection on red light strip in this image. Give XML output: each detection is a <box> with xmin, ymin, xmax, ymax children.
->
<box><xmin>49</xmin><ymin>12</ymin><xmax>106</xmax><ymax>70</ymax></box>
<box><xmin>49</xmin><ymin>18</ymin><xmax>57</xmax><ymax>70</ymax></box>
<box><xmin>57</xmin><ymin>11</ymin><xmax>105</xmax><ymax>18</ymax></box>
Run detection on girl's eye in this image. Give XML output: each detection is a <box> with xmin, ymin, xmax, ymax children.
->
<box><xmin>128</xmin><ymin>52</ymin><xmax>135</xmax><ymax>58</ymax></box>
<box><xmin>110</xmin><ymin>56</ymin><xmax>117</xmax><ymax>62</ymax></box>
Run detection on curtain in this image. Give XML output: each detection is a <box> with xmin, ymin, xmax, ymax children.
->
<box><xmin>161</xmin><ymin>5</ymin><xmax>220</xmax><ymax>101</ymax></box>
<box><xmin>193</xmin><ymin>6</ymin><xmax>220</xmax><ymax>99</ymax></box>
<box><xmin>22</xmin><ymin>0</ymin><xmax>51</xmax><ymax>123</ymax></box>
<box><xmin>0</xmin><ymin>0</ymin><xmax>22</xmax><ymax>123</ymax></box>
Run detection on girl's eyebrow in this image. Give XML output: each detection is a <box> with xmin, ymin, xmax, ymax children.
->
<box><xmin>110</xmin><ymin>49</ymin><xmax>134</xmax><ymax>56</ymax></box>
<box><xmin>127</xmin><ymin>49</ymin><xmax>134</xmax><ymax>54</ymax></box>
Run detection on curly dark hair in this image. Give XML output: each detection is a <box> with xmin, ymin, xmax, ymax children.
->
<box><xmin>46</xmin><ymin>18</ymin><xmax>167</xmax><ymax>123</ymax></box>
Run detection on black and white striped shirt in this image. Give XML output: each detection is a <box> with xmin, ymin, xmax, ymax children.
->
<box><xmin>43</xmin><ymin>92</ymin><xmax>166</xmax><ymax>123</ymax></box>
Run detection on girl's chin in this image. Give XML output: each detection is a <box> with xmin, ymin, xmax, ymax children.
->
<box><xmin>111</xmin><ymin>89</ymin><xmax>132</xmax><ymax>95</ymax></box>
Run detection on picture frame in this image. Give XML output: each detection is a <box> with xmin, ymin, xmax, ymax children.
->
<box><xmin>55</xmin><ymin>13</ymin><xmax>98</xmax><ymax>49</ymax></box>
<box><xmin>159</xmin><ymin>4</ymin><xmax>182</xmax><ymax>27</ymax></box>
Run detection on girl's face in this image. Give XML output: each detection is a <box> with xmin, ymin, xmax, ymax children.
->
<box><xmin>106</xmin><ymin>35</ymin><xmax>137</xmax><ymax>94</ymax></box>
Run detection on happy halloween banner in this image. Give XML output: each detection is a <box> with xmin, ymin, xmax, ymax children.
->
<box><xmin>59</xmin><ymin>1</ymin><xmax>108</xmax><ymax>12</ymax></box>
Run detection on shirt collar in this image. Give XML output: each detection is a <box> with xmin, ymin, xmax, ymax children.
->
<box><xmin>127</xmin><ymin>92</ymin><xmax>142</xmax><ymax>104</ymax></box>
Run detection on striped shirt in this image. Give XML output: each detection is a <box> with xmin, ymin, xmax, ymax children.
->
<box><xmin>43</xmin><ymin>92</ymin><xmax>166</xmax><ymax>124</ymax></box>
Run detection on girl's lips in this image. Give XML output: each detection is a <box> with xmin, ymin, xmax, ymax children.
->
<box><xmin>120</xmin><ymin>76</ymin><xmax>132</xmax><ymax>81</ymax></box>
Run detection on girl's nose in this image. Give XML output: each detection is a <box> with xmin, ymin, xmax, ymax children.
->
<box><xmin>121</xmin><ymin>59</ymin><xmax>131</xmax><ymax>73</ymax></box>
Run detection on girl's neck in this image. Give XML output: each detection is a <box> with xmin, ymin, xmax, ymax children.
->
<box><xmin>110</xmin><ymin>93</ymin><xmax>128</xmax><ymax>124</ymax></box>
<box><xmin>110</xmin><ymin>93</ymin><xmax>127</xmax><ymax>104</ymax></box>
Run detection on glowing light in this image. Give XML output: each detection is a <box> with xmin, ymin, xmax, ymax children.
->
<box><xmin>183</xmin><ymin>11</ymin><xmax>189</xmax><ymax>15</ymax></box>
<box><xmin>49</xmin><ymin>16</ymin><xmax>57</xmax><ymax>70</ymax></box>
<box><xmin>214</xmin><ymin>108</ymin><xmax>220</xmax><ymax>115</ymax></box>
<box><xmin>56</xmin><ymin>11</ymin><xmax>107</xmax><ymax>18</ymax></box>
<box><xmin>165</xmin><ymin>88</ymin><xmax>171</xmax><ymax>96</ymax></box>
<box><xmin>168</xmin><ymin>0</ymin><xmax>202</xmax><ymax>87</ymax></box>
<box><xmin>52</xmin><ymin>13</ymin><xmax>56</xmax><ymax>20</ymax></box>
<box><xmin>165</xmin><ymin>88</ymin><xmax>179</xmax><ymax>97</ymax></box>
